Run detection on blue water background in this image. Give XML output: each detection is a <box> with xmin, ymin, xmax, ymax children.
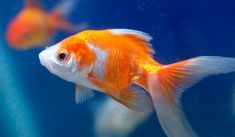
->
<box><xmin>0</xmin><ymin>0</ymin><xmax>235</xmax><ymax>137</ymax></box>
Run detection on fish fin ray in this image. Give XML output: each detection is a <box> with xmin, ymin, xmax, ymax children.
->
<box><xmin>49</xmin><ymin>19</ymin><xmax>89</xmax><ymax>33</ymax></box>
<box><xmin>109</xmin><ymin>29</ymin><xmax>152</xmax><ymax>41</ymax></box>
<box><xmin>25</xmin><ymin>0</ymin><xmax>42</xmax><ymax>8</ymax></box>
<box><xmin>148</xmin><ymin>56</ymin><xmax>235</xmax><ymax>137</ymax></box>
<box><xmin>88</xmin><ymin>74</ymin><xmax>152</xmax><ymax>112</ymax></box>
<box><xmin>48</xmin><ymin>0</ymin><xmax>89</xmax><ymax>33</ymax></box>
<box><xmin>119</xmin><ymin>85</ymin><xmax>154</xmax><ymax>112</ymax></box>
<box><xmin>109</xmin><ymin>29</ymin><xmax>155</xmax><ymax>56</ymax></box>
<box><xmin>75</xmin><ymin>85</ymin><xmax>94</xmax><ymax>104</ymax></box>
<box><xmin>51</xmin><ymin>0</ymin><xmax>77</xmax><ymax>17</ymax></box>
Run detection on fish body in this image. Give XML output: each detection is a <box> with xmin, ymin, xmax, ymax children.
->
<box><xmin>6</xmin><ymin>0</ymin><xmax>85</xmax><ymax>50</ymax></box>
<box><xmin>39</xmin><ymin>29</ymin><xmax>235</xmax><ymax>137</ymax></box>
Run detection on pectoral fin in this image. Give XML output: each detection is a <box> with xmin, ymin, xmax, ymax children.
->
<box><xmin>75</xmin><ymin>85</ymin><xmax>94</xmax><ymax>104</ymax></box>
<box><xmin>88</xmin><ymin>74</ymin><xmax>153</xmax><ymax>112</ymax></box>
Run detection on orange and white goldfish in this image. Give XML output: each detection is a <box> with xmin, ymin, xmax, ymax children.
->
<box><xmin>39</xmin><ymin>29</ymin><xmax>235</xmax><ymax>137</ymax></box>
<box><xmin>6</xmin><ymin>0</ymin><xmax>87</xmax><ymax>50</ymax></box>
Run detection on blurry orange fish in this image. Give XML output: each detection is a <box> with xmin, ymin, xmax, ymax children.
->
<box><xmin>6</xmin><ymin>0</ymin><xmax>88</xmax><ymax>50</ymax></box>
<box><xmin>39</xmin><ymin>29</ymin><xmax>235</xmax><ymax>137</ymax></box>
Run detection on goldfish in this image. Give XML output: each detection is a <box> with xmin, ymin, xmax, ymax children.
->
<box><xmin>39</xmin><ymin>29</ymin><xmax>235</xmax><ymax>137</ymax></box>
<box><xmin>6</xmin><ymin>0</ymin><xmax>87</xmax><ymax>50</ymax></box>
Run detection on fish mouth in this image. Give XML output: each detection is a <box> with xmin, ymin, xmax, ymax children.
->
<box><xmin>39</xmin><ymin>51</ymin><xmax>47</xmax><ymax>67</ymax></box>
<box><xmin>39</xmin><ymin>43</ymin><xmax>62</xmax><ymax>74</ymax></box>
<box><xmin>39</xmin><ymin>50</ymin><xmax>53</xmax><ymax>70</ymax></box>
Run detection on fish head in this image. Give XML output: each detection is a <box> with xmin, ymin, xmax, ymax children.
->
<box><xmin>39</xmin><ymin>36</ymin><xmax>95</xmax><ymax>83</ymax></box>
<box><xmin>6</xmin><ymin>9</ymin><xmax>47</xmax><ymax>50</ymax></box>
<box><xmin>6</xmin><ymin>18</ymin><xmax>34</xmax><ymax>49</ymax></box>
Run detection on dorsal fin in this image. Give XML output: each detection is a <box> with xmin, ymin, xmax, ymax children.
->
<box><xmin>25</xmin><ymin>0</ymin><xmax>42</xmax><ymax>8</ymax></box>
<box><xmin>109</xmin><ymin>29</ymin><xmax>155</xmax><ymax>57</ymax></box>
<box><xmin>50</xmin><ymin>0</ymin><xmax>77</xmax><ymax>17</ymax></box>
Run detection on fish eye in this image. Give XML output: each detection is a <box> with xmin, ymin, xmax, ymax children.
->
<box><xmin>57</xmin><ymin>50</ymin><xmax>70</xmax><ymax>63</ymax></box>
<box><xmin>23</xmin><ymin>32</ymin><xmax>30</xmax><ymax>40</ymax></box>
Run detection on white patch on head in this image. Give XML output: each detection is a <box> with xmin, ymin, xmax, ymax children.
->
<box><xmin>87</xmin><ymin>43</ymin><xmax>108</xmax><ymax>79</ymax></box>
<box><xmin>39</xmin><ymin>43</ymin><xmax>61</xmax><ymax>73</ymax></box>
<box><xmin>39</xmin><ymin>42</ymin><xmax>103</xmax><ymax>92</ymax></box>
<box><xmin>39</xmin><ymin>42</ymin><xmax>82</xmax><ymax>83</ymax></box>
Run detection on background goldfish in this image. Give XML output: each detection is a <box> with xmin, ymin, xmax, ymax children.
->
<box><xmin>6</xmin><ymin>0</ymin><xmax>88</xmax><ymax>50</ymax></box>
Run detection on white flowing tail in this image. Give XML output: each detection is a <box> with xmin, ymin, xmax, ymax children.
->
<box><xmin>49</xmin><ymin>0</ymin><xmax>89</xmax><ymax>33</ymax></box>
<box><xmin>147</xmin><ymin>56</ymin><xmax>235</xmax><ymax>137</ymax></box>
<box><xmin>53</xmin><ymin>0</ymin><xmax>79</xmax><ymax>17</ymax></box>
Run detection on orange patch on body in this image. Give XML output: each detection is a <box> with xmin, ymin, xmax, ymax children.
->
<box><xmin>18</xmin><ymin>8</ymin><xmax>47</xmax><ymax>25</ymax></box>
<box><xmin>72</xmin><ymin>29</ymin><xmax>162</xmax><ymax>90</ymax></box>
<box><xmin>104</xmin><ymin>49</ymin><xmax>132</xmax><ymax>89</ymax></box>
<box><xmin>75</xmin><ymin>30</ymin><xmax>153</xmax><ymax>56</ymax></box>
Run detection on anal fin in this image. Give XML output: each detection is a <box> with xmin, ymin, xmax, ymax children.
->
<box><xmin>88</xmin><ymin>74</ymin><xmax>153</xmax><ymax>112</ymax></box>
<box><xmin>119</xmin><ymin>85</ymin><xmax>153</xmax><ymax>112</ymax></box>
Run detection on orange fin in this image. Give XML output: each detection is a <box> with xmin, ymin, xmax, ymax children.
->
<box><xmin>25</xmin><ymin>0</ymin><xmax>42</xmax><ymax>8</ymax></box>
<box><xmin>119</xmin><ymin>85</ymin><xmax>154</xmax><ymax>112</ymax></box>
<box><xmin>109</xmin><ymin>29</ymin><xmax>155</xmax><ymax>56</ymax></box>
<box><xmin>57</xmin><ymin>22</ymin><xmax>89</xmax><ymax>33</ymax></box>
<box><xmin>148</xmin><ymin>56</ymin><xmax>235</xmax><ymax>137</ymax></box>
<box><xmin>48</xmin><ymin>0</ymin><xmax>88</xmax><ymax>33</ymax></box>
<box><xmin>48</xmin><ymin>11</ymin><xmax>89</xmax><ymax>33</ymax></box>
<box><xmin>75</xmin><ymin>85</ymin><xmax>94</xmax><ymax>104</ymax></box>
<box><xmin>88</xmin><ymin>74</ymin><xmax>153</xmax><ymax>112</ymax></box>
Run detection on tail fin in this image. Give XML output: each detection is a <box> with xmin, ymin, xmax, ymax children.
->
<box><xmin>52</xmin><ymin>0</ymin><xmax>78</xmax><ymax>17</ymax></box>
<box><xmin>147</xmin><ymin>56</ymin><xmax>235</xmax><ymax>137</ymax></box>
<box><xmin>48</xmin><ymin>0</ymin><xmax>89</xmax><ymax>33</ymax></box>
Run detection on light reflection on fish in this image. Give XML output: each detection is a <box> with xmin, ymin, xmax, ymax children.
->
<box><xmin>39</xmin><ymin>29</ymin><xmax>235</xmax><ymax>137</ymax></box>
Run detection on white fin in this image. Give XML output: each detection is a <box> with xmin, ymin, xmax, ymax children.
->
<box><xmin>109</xmin><ymin>29</ymin><xmax>155</xmax><ymax>56</ymax></box>
<box><xmin>109</xmin><ymin>29</ymin><xmax>152</xmax><ymax>42</ymax></box>
<box><xmin>53</xmin><ymin>0</ymin><xmax>78</xmax><ymax>17</ymax></box>
<box><xmin>75</xmin><ymin>85</ymin><xmax>94</xmax><ymax>104</ymax></box>
<box><xmin>148</xmin><ymin>56</ymin><xmax>235</xmax><ymax>137</ymax></box>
